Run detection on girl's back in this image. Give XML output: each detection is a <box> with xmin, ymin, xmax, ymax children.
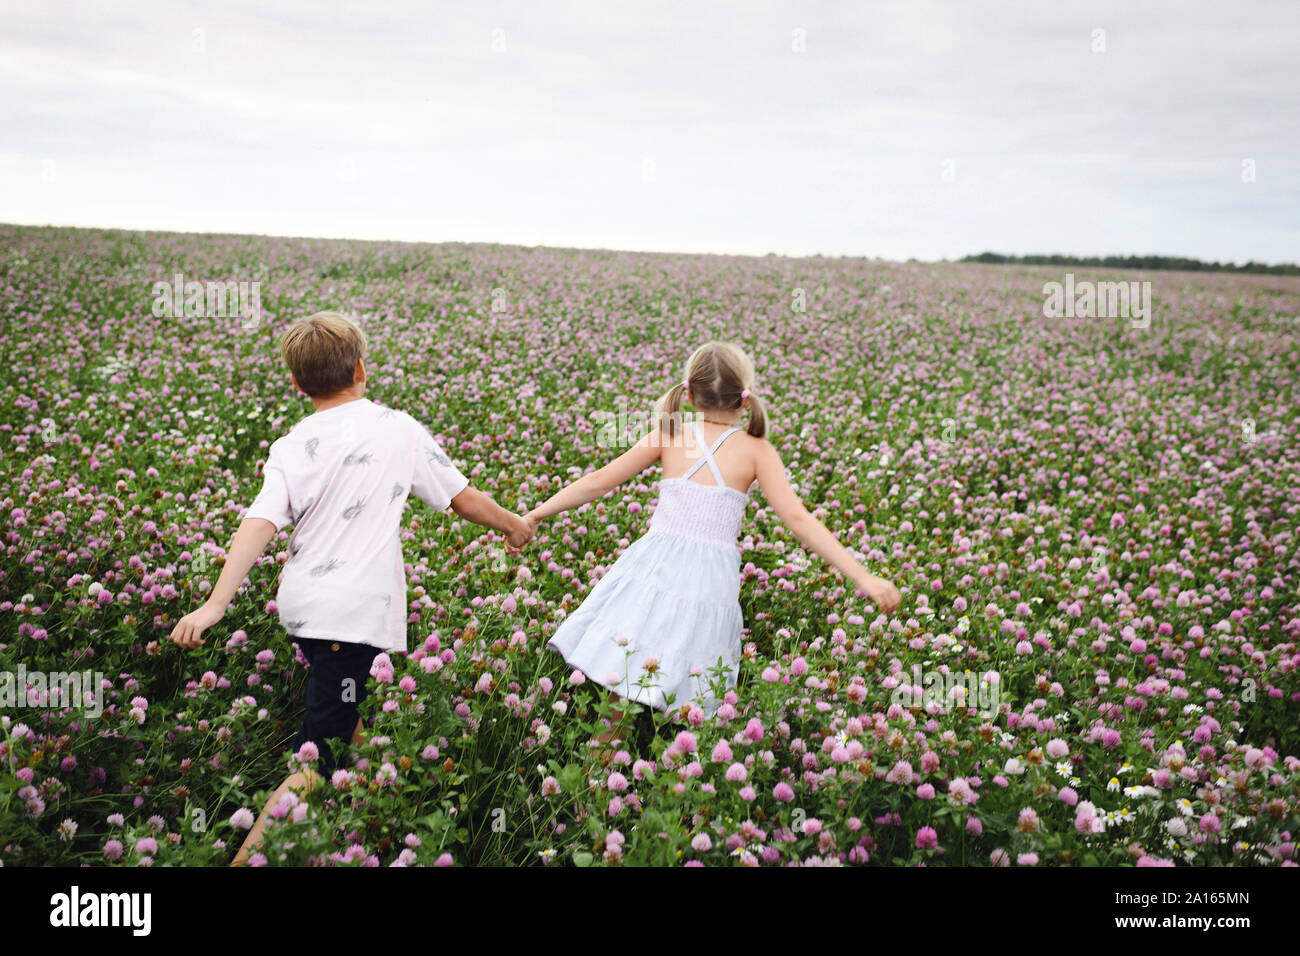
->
<box><xmin>660</xmin><ymin>419</ymin><xmax>759</xmax><ymax>493</ymax></box>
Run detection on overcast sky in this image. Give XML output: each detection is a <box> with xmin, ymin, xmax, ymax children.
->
<box><xmin>2</xmin><ymin>0</ymin><xmax>1297</xmax><ymax>262</ymax></box>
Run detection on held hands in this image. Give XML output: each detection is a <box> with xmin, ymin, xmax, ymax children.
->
<box><xmin>170</xmin><ymin>601</ymin><xmax>225</xmax><ymax>649</ymax></box>
<box><xmin>505</xmin><ymin>511</ymin><xmax>540</xmax><ymax>555</ymax></box>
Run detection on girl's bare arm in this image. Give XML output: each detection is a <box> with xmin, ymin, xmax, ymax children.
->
<box><xmin>753</xmin><ymin>439</ymin><xmax>900</xmax><ymax>612</ymax></box>
<box><xmin>527</xmin><ymin>428</ymin><xmax>664</xmax><ymax>521</ymax></box>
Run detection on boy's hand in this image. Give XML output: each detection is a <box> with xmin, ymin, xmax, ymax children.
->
<box><xmin>505</xmin><ymin>512</ymin><xmax>538</xmax><ymax>555</ymax></box>
<box><xmin>170</xmin><ymin>601</ymin><xmax>225</xmax><ymax>649</ymax></box>
<box><xmin>857</xmin><ymin>574</ymin><xmax>901</xmax><ymax>614</ymax></box>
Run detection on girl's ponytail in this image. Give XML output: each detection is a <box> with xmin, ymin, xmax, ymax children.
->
<box><xmin>746</xmin><ymin>392</ymin><xmax>767</xmax><ymax>438</ymax></box>
<box><xmin>657</xmin><ymin>382</ymin><xmax>687</xmax><ymax>436</ymax></box>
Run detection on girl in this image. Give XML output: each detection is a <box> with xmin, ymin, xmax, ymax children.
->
<box><xmin>521</xmin><ymin>342</ymin><xmax>900</xmax><ymax>748</ymax></box>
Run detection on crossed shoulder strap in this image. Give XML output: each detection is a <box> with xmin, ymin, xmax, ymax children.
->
<box><xmin>683</xmin><ymin>420</ymin><xmax>743</xmax><ymax>487</ymax></box>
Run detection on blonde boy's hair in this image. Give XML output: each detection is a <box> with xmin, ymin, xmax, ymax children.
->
<box><xmin>280</xmin><ymin>311</ymin><xmax>367</xmax><ymax>397</ymax></box>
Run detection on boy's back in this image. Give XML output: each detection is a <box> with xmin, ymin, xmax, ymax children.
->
<box><xmin>245</xmin><ymin>397</ymin><xmax>468</xmax><ymax>653</ymax></box>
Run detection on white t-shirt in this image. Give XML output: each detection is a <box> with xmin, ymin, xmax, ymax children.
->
<box><xmin>243</xmin><ymin>397</ymin><xmax>469</xmax><ymax>653</ymax></box>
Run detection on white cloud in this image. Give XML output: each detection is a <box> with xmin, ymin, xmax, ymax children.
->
<box><xmin>0</xmin><ymin>0</ymin><xmax>1296</xmax><ymax>262</ymax></box>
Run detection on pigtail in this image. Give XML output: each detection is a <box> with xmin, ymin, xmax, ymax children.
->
<box><xmin>746</xmin><ymin>392</ymin><xmax>767</xmax><ymax>438</ymax></box>
<box><xmin>657</xmin><ymin>382</ymin><xmax>687</xmax><ymax>437</ymax></box>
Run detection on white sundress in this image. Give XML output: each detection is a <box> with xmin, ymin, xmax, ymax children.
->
<box><xmin>546</xmin><ymin>422</ymin><xmax>749</xmax><ymax>716</ymax></box>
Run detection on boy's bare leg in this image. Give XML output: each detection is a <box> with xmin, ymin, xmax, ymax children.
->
<box><xmin>230</xmin><ymin>767</ymin><xmax>321</xmax><ymax>866</ymax></box>
<box><xmin>230</xmin><ymin>719</ymin><xmax>367</xmax><ymax>865</ymax></box>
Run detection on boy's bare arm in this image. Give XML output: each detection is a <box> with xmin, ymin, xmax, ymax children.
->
<box><xmin>449</xmin><ymin>486</ymin><xmax>530</xmax><ymax>550</ymax></box>
<box><xmin>171</xmin><ymin>517</ymin><xmax>278</xmax><ymax>648</ymax></box>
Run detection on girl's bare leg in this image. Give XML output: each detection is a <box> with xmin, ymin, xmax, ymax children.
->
<box><xmin>588</xmin><ymin>693</ymin><xmax>632</xmax><ymax>768</ymax></box>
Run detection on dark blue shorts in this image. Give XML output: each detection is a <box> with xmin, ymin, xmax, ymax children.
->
<box><xmin>290</xmin><ymin>636</ymin><xmax>381</xmax><ymax>776</ymax></box>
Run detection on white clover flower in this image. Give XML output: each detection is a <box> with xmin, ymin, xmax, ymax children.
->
<box><xmin>1124</xmin><ymin>785</ymin><xmax>1160</xmax><ymax>799</ymax></box>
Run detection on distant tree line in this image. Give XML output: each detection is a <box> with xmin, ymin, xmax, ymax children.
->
<box><xmin>960</xmin><ymin>251</ymin><xmax>1299</xmax><ymax>276</ymax></box>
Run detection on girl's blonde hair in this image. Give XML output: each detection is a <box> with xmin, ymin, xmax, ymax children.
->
<box><xmin>656</xmin><ymin>341</ymin><xmax>767</xmax><ymax>438</ymax></box>
<box><xmin>280</xmin><ymin>310</ymin><xmax>368</xmax><ymax>397</ymax></box>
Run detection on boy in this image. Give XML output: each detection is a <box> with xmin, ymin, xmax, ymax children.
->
<box><xmin>169</xmin><ymin>310</ymin><xmax>532</xmax><ymax>865</ymax></box>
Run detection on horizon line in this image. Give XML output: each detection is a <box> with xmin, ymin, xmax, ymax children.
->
<box><xmin>2</xmin><ymin>218</ymin><xmax>1297</xmax><ymax>271</ymax></box>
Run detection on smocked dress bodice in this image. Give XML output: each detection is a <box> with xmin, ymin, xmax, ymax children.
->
<box><xmin>648</xmin><ymin>477</ymin><xmax>749</xmax><ymax>546</ymax></box>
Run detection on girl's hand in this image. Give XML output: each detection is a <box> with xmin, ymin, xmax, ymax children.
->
<box><xmin>857</xmin><ymin>573</ymin><xmax>901</xmax><ymax>614</ymax></box>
